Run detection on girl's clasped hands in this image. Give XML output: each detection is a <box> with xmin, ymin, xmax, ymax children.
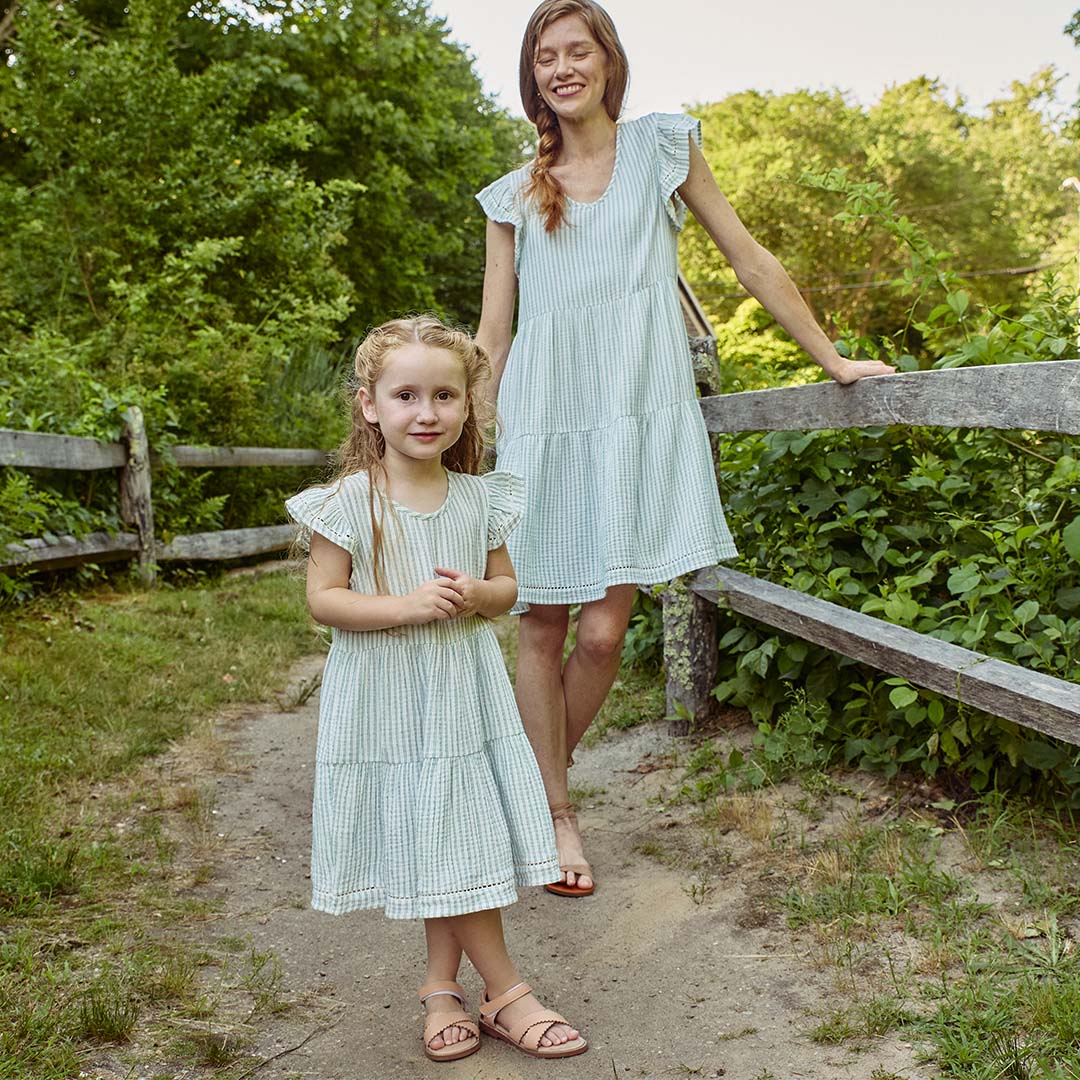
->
<box><xmin>404</xmin><ymin>567</ymin><xmax>485</xmax><ymax>622</ymax></box>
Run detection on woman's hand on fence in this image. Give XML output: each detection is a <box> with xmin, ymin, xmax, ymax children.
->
<box><xmin>828</xmin><ymin>357</ymin><xmax>897</xmax><ymax>385</ymax></box>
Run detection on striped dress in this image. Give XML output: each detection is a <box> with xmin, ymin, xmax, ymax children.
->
<box><xmin>285</xmin><ymin>470</ymin><xmax>559</xmax><ymax>919</ymax></box>
<box><xmin>476</xmin><ymin>112</ymin><xmax>737</xmax><ymax>609</ymax></box>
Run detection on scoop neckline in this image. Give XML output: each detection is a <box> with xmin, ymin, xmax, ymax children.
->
<box><xmin>385</xmin><ymin>469</ymin><xmax>455</xmax><ymax>519</ymax></box>
<box><xmin>564</xmin><ymin>121</ymin><xmax>622</xmax><ymax>209</ymax></box>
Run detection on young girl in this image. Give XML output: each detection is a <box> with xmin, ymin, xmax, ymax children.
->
<box><xmin>285</xmin><ymin>316</ymin><xmax>587</xmax><ymax>1061</ymax></box>
<box><xmin>475</xmin><ymin>0</ymin><xmax>895</xmax><ymax>897</ymax></box>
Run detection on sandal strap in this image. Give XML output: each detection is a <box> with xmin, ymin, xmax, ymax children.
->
<box><xmin>558</xmin><ymin>861</ymin><xmax>591</xmax><ymax>876</ymax></box>
<box><xmin>549</xmin><ymin>802</ymin><xmax>578</xmax><ymax>824</ymax></box>
<box><xmin>480</xmin><ymin>980</ymin><xmax>532</xmax><ymax>1020</ymax></box>
<box><xmin>419</xmin><ymin>979</ymin><xmax>468</xmax><ymax>1008</ymax></box>
<box><xmin>423</xmin><ymin>1013</ymin><xmax>479</xmax><ymax>1046</ymax></box>
<box><xmin>507</xmin><ymin>1009</ymin><xmax>572</xmax><ymax>1051</ymax></box>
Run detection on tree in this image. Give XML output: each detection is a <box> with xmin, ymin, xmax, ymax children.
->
<box><xmin>681</xmin><ymin>77</ymin><xmax>1072</xmax><ymax>381</ymax></box>
<box><xmin>0</xmin><ymin>0</ymin><xmax>525</xmax><ymax>544</ymax></box>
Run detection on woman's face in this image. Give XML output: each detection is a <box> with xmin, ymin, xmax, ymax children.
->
<box><xmin>533</xmin><ymin>13</ymin><xmax>609</xmax><ymax>124</ymax></box>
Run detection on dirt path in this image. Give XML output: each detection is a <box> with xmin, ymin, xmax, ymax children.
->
<box><xmin>173</xmin><ymin>653</ymin><xmax>931</xmax><ymax>1080</ymax></box>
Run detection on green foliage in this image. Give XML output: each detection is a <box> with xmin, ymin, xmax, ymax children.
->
<box><xmin>76</xmin><ymin>981</ymin><xmax>140</xmax><ymax>1043</ymax></box>
<box><xmin>659</xmin><ymin>161</ymin><xmax>1080</xmax><ymax>802</ymax></box>
<box><xmin>710</xmin><ymin>417</ymin><xmax>1080</xmax><ymax>797</ymax></box>
<box><xmin>621</xmin><ymin>588</ymin><xmax>665</xmax><ymax>672</ymax></box>
<box><xmin>683</xmin><ymin>76</ymin><xmax>1073</xmax><ymax>384</ymax></box>
<box><xmin>0</xmin><ymin>0</ymin><xmax>524</xmax><ymax>583</ymax></box>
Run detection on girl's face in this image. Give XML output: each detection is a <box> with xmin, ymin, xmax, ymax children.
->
<box><xmin>533</xmin><ymin>13</ymin><xmax>609</xmax><ymax>124</ymax></box>
<box><xmin>359</xmin><ymin>343</ymin><xmax>468</xmax><ymax>468</ymax></box>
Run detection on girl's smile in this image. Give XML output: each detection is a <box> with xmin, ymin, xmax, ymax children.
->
<box><xmin>359</xmin><ymin>343</ymin><xmax>469</xmax><ymax>468</ymax></box>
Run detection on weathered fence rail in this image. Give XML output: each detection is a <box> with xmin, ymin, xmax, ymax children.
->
<box><xmin>663</xmin><ymin>358</ymin><xmax>1080</xmax><ymax>742</ymax></box>
<box><xmin>6</xmin><ymin>361</ymin><xmax>1080</xmax><ymax>743</ymax></box>
<box><xmin>0</xmin><ymin>409</ymin><xmax>329</xmax><ymax>583</ymax></box>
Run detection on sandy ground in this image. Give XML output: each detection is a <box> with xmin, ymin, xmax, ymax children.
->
<box><xmin>100</xmin><ymin>648</ymin><xmax>933</xmax><ymax>1080</ymax></box>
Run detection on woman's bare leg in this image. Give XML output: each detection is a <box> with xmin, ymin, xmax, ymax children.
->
<box><xmin>564</xmin><ymin>585</ymin><xmax>637</xmax><ymax>755</ymax></box>
<box><xmin>440</xmin><ymin>908</ymin><xmax>579</xmax><ymax>1046</ymax></box>
<box><xmin>516</xmin><ymin>586</ymin><xmax>637</xmax><ymax>889</ymax></box>
<box><xmin>516</xmin><ymin>603</ymin><xmax>572</xmax><ymax>805</ymax></box>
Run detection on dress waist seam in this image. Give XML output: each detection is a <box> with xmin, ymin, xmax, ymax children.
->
<box><xmin>516</xmin><ymin>274</ymin><xmax>674</xmax><ymax>325</ymax></box>
<box><xmin>497</xmin><ymin>397</ymin><xmax>703</xmax><ymax>441</ymax></box>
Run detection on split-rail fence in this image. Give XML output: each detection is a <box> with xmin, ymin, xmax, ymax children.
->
<box><xmin>3</xmin><ymin>359</ymin><xmax>1080</xmax><ymax>744</ymax></box>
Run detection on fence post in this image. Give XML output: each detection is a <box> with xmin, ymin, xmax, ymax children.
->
<box><xmin>120</xmin><ymin>406</ymin><xmax>155</xmax><ymax>585</ymax></box>
<box><xmin>661</xmin><ymin>576</ymin><xmax>718</xmax><ymax>735</ymax></box>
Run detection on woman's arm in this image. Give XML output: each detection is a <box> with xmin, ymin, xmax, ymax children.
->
<box><xmin>678</xmin><ymin>140</ymin><xmax>894</xmax><ymax>385</ymax></box>
<box><xmin>306</xmin><ymin>533</ymin><xmax>464</xmax><ymax>631</ymax></box>
<box><xmin>475</xmin><ymin>219</ymin><xmax>518</xmax><ymax>404</ymax></box>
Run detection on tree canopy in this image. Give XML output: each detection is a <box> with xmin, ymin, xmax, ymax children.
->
<box><xmin>0</xmin><ymin>0</ymin><xmax>525</xmax><ymax>552</ymax></box>
<box><xmin>0</xmin><ymin>0</ymin><xmax>523</xmax><ymax>437</ymax></box>
<box><xmin>681</xmin><ymin>73</ymin><xmax>1074</xmax><ymax>385</ymax></box>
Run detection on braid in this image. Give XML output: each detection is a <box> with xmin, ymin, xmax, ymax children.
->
<box><xmin>523</xmin><ymin>98</ymin><xmax>567</xmax><ymax>233</ymax></box>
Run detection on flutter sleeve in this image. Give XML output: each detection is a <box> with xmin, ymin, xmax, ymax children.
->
<box><xmin>481</xmin><ymin>471</ymin><xmax>524</xmax><ymax>551</ymax></box>
<box><xmin>285</xmin><ymin>484</ymin><xmax>355</xmax><ymax>555</ymax></box>
<box><xmin>654</xmin><ymin>112</ymin><xmax>703</xmax><ymax>231</ymax></box>
<box><xmin>475</xmin><ymin>171</ymin><xmax>522</xmax><ymax>229</ymax></box>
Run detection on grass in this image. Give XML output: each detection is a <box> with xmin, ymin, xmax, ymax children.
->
<box><xmin>659</xmin><ymin>719</ymin><xmax>1080</xmax><ymax>1079</ymax></box>
<box><xmin>0</xmin><ymin>567</ymin><xmax>323</xmax><ymax>1079</ymax></box>
<box><xmin>14</xmin><ymin>568</ymin><xmax>1080</xmax><ymax>1078</ymax></box>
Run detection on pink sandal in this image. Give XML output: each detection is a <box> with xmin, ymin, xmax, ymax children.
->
<box><xmin>479</xmin><ymin>981</ymin><xmax>588</xmax><ymax>1059</ymax></box>
<box><xmin>419</xmin><ymin>980</ymin><xmax>480</xmax><ymax>1062</ymax></box>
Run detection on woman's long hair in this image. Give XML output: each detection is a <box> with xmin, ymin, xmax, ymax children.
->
<box><xmin>519</xmin><ymin>0</ymin><xmax>629</xmax><ymax>232</ymax></box>
<box><xmin>326</xmin><ymin>316</ymin><xmax>494</xmax><ymax>594</ymax></box>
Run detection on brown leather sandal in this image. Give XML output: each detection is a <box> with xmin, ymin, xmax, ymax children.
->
<box><xmin>545</xmin><ymin>802</ymin><xmax>595</xmax><ymax>897</ymax></box>
<box><xmin>479</xmin><ymin>981</ymin><xmax>587</xmax><ymax>1059</ymax></box>
<box><xmin>419</xmin><ymin>980</ymin><xmax>480</xmax><ymax>1062</ymax></box>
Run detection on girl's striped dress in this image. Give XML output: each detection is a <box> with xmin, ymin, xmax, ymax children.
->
<box><xmin>476</xmin><ymin>113</ymin><xmax>737</xmax><ymax>609</ymax></box>
<box><xmin>285</xmin><ymin>470</ymin><xmax>559</xmax><ymax>919</ymax></box>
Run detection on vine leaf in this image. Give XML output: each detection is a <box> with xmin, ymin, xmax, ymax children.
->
<box><xmin>1064</xmin><ymin>517</ymin><xmax>1080</xmax><ymax>564</ymax></box>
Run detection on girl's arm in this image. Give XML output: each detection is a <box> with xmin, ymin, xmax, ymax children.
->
<box><xmin>306</xmin><ymin>533</ymin><xmax>464</xmax><ymax>631</ymax></box>
<box><xmin>434</xmin><ymin>543</ymin><xmax>518</xmax><ymax>620</ymax></box>
<box><xmin>475</xmin><ymin>219</ymin><xmax>518</xmax><ymax>404</ymax></box>
<box><xmin>678</xmin><ymin>141</ymin><xmax>895</xmax><ymax>385</ymax></box>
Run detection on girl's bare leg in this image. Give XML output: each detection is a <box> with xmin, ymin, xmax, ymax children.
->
<box><xmin>516</xmin><ymin>585</ymin><xmax>637</xmax><ymax>889</ymax></box>
<box><xmin>441</xmin><ymin>908</ymin><xmax>578</xmax><ymax>1046</ymax></box>
<box><xmin>422</xmin><ymin>919</ymin><xmax>470</xmax><ymax>1051</ymax></box>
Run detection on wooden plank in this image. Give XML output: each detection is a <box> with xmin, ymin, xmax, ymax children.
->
<box><xmin>694</xmin><ymin>566</ymin><xmax>1080</xmax><ymax>744</ymax></box>
<box><xmin>157</xmin><ymin>525</ymin><xmax>295</xmax><ymax>562</ymax></box>
<box><xmin>169</xmin><ymin>446</ymin><xmax>328</xmax><ymax>468</ymax></box>
<box><xmin>120</xmin><ymin>407</ymin><xmax>155</xmax><ymax>585</ymax></box>
<box><xmin>1</xmin><ymin>531</ymin><xmax>140</xmax><ymax>571</ymax></box>
<box><xmin>0</xmin><ymin>428</ymin><xmax>126</xmax><ymax>470</ymax></box>
<box><xmin>701</xmin><ymin>360</ymin><xmax>1080</xmax><ymax>434</ymax></box>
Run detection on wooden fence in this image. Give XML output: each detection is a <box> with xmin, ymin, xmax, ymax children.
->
<box><xmin>661</xmin><ymin>359</ymin><xmax>1080</xmax><ymax>744</ymax></box>
<box><xmin>0</xmin><ymin>408</ymin><xmax>328</xmax><ymax>584</ymax></box>
<box><xmin>4</xmin><ymin>361</ymin><xmax>1080</xmax><ymax>743</ymax></box>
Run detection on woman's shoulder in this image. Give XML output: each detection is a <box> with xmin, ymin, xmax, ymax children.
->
<box><xmin>475</xmin><ymin>163</ymin><xmax>531</xmax><ymax>227</ymax></box>
<box><xmin>620</xmin><ymin>112</ymin><xmax>700</xmax><ymax>142</ymax></box>
<box><xmin>476</xmin><ymin>162</ymin><xmax>530</xmax><ymax>202</ymax></box>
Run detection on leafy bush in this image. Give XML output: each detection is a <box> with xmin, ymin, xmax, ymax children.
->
<box><xmin>663</xmin><ymin>168</ymin><xmax>1080</xmax><ymax>801</ymax></box>
<box><xmin>711</xmin><ymin>418</ymin><xmax>1080</xmax><ymax>795</ymax></box>
<box><xmin>0</xmin><ymin>0</ymin><xmax>525</xmax><ymax>595</ymax></box>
